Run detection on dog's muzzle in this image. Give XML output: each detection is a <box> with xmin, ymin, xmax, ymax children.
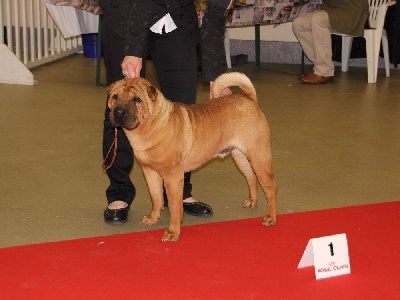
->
<box><xmin>112</xmin><ymin>105</ymin><xmax>128</xmax><ymax>126</ymax></box>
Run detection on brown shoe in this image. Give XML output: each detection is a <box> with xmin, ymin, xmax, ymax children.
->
<box><xmin>299</xmin><ymin>71</ymin><xmax>314</xmax><ymax>80</ymax></box>
<box><xmin>300</xmin><ymin>73</ymin><xmax>334</xmax><ymax>84</ymax></box>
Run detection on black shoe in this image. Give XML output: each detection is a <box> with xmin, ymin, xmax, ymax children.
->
<box><xmin>183</xmin><ymin>201</ymin><xmax>213</xmax><ymax>217</ymax></box>
<box><xmin>104</xmin><ymin>207</ymin><xmax>130</xmax><ymax>225</ymax></box>
<box><xmin>164</xmin><ymin>200</ymin><xmax>213</xmax><ymax>217</ymax></box>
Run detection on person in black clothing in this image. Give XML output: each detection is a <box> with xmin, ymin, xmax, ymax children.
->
<box><xmin>101</xmin><ymin>0</ymin><xmax>214</xmax><ymax>224</ymax></box>
<box><xmin>201</xmin><ymin>0</ymin><xmax>234</xmax><ymax>98</ymax></box>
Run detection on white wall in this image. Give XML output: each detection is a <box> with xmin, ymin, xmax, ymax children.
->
<box><xmin>228</xmin><ymin>22</ymin><xmax>298</xmax><ymax>42</ymax></box>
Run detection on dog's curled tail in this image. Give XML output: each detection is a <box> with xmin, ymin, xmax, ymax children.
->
<box><xmin>212</xmin><ymin>72</ymin><xmax>257</xmax><ymax>101</ymax></box>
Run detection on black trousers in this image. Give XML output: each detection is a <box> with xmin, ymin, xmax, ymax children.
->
<box><xmin>201</xmin><ymin>0</ymin><xmax>231</xmax><ymax>81</ymax></box>
<box><xmin>101</xmin><ymin>15</ymin><xmax>137</xmax><ymax>206</ymax></box>
<box><xmin>102</xmin><ymin>26</ymin><xmax>198</xmax><ymax>206</ymax></box>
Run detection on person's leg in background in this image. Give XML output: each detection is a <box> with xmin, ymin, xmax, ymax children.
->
<box><xmin>201</xmin><ymin>0</ymin><xmax>231</xmax><ymax>82</ymax></box>
<box><xmin>292</xmin><ymin>12</ymin><xmax>316</xmax><ymax>67</ymax></box>
<box><xmin>308</xmin><ymin>11</ymin><xmax>334</xmax><ymax>77</ymax></box>
<box><xmin>201</xmin><ymin>0</ymin><xmax>234</xmax><ymax>97</ymax></box>
<box><xmin>147</xmin><ymin>30</ymin><xmax>213</xmax><ymax>217</ymax></box>
<box><xmin>292</xmin><ymin>11</ymin><xmax>334</xmax><ymax>84</ymax></box>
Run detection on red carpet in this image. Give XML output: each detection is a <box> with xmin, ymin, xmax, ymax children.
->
<box><xmin>1</xmin><ymin>201</ymin><xmax>399</xmax><ymax>299</ymax></box>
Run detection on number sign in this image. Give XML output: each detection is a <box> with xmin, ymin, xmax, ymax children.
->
<box><xmin>298</xmin><ymin>233</ymin><xmax>351</xmax><ymax>280</ymax></box>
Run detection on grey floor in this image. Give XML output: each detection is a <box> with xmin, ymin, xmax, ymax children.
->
<box><xmin>1</xmin><ymin>54</ymin><xmax>399</xmax><ymax>248</ymax></box>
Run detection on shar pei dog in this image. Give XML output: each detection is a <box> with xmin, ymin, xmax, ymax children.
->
<box><xmin>107</xmin><ymin>72</ymin><xmax>277</xmax><ymax>241</ymax></box>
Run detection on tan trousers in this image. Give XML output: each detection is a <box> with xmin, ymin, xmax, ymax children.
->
<box><xmin>292</xmin><ymin>11</ymin><xmax>334</xmax><ymax>77</ymax></box>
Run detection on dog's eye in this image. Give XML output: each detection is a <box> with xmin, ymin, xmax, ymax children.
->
<box><xmin>112</xmin><ymin>94</ymin><xmax>118</xmax><ymax>100</ymax></box>
<box><xmin>133</xmin><ymin>96</ymin><xmax>142</xmax><ymax>104</ymax></box>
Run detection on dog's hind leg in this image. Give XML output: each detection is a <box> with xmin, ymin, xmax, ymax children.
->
<box><xmin>246</xmin><ymin>147</ymin><xmax>277</xmax><ymax>227</ymax></box>
<box><xmin>231</xmin><ymin>149</ymin><xmax>259</xmax><ymax>208</ymax></box>
<box><xmin>140</xmin><ymin>166</ymin><xmax>164</xmax><ymax>225</ymax></box>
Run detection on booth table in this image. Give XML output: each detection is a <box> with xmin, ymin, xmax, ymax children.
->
<box><xmin>225</xmin><ymin>0</ymin><xmax>322</xmax><ymax>68</ymax></box>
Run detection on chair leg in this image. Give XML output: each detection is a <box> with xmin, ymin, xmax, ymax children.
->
<box><xmin>382</xmin><ymin>29</ymin><xmax>390</xmax><ymax>77</ymax></box>
<box><xmin>224</xmin><ymin>29</ymin><xmax>232</xmax><ymax>69</ymax></box>
<box><xmin>341</xmin><ymin>36</ymin><xmax>353</xmax><ymax>72</ymax></box>
<box><xmin>364</xmin><ymin>31</ymin><xmax>379</xmax><ymax>84</ymax></box>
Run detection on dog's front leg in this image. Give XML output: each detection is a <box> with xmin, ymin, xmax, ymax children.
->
<box><xmin>140</xmin><ymin>166</ymin><xmax>164</xmax><ymax>225</ymax></box>
<box><xmin>162</xmin><ymin>170</ymin><xmax>184</xmax><ymax>242</ymax></box>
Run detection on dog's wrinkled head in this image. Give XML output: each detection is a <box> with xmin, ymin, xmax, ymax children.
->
<box><xmin>107</xmin><ymin>77</ymin><xmax>158</xmax><ymax>130</ymax></box>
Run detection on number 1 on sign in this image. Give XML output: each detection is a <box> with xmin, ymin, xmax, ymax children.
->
<box><xmin>328</xmin><ymin>242</ymin><xmax>334</xmax><ymax>256</ymax></box>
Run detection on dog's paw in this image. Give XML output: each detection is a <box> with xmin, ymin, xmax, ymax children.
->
<box><xmin>140</xmin><ymin>215</ymin><xmax>159</xmax><ymax>225</ymax></box>
<box><xmin>162</xmin><ymin>230</ymin><xmax>180</xmax><ymax>242</ymax></box>
<box><xmin>243</xmin><ymin>198</ymin><xmax>257</xmax><ymax>208</ymax></box>
<box><xmin>262</xmin><ymin>215</ymin><xmax>277</xmax><ymax>226</ymax></box>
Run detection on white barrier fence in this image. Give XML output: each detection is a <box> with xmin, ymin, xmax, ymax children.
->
<box><xmin>0</xmin><ymin>0</ymin><xmax>83</xmax><ymax>84</ymax></box>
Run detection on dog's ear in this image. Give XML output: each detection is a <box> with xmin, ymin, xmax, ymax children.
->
<box><xmin>146</xmin><ymin>85</ymin><xmax>158</xmax><ymax>102</ymax></box>
<box><xmin>106</xmin><ymin>81</ymin><xmax>117</xmax><ymax>93</ymax></box>
<box><xmin>107</xmin><ymin>81</ymin><xmax>119</xmax><ymax>109</ymax></box>
<box><xmin>107</xmin><ymin>93</ymin><xmax>115</xmax><ymax>109</ymax></box>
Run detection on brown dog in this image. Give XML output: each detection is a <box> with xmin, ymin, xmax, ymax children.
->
<box><xmin>107</xmin><ymin>72</ymin><xmax>277</xmax><ymax>241</ymax></box>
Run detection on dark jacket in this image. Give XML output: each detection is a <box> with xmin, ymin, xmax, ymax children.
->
<box><xmin>124</xmin><ymin>0</ymin><xmax>198</xmax><ymax>58</ymax></box>
<box><xmin>323</xmin><ymin>0</ymin><xmax>369</xmax><ymax>36</ymax></box>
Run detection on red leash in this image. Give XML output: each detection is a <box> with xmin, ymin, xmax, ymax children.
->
<box><xmin>102</xmin><ymin>128</ymin><xmax>118</xmax><ymax>171</ymax></box>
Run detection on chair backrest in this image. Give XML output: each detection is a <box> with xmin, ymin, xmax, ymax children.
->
<box><xmin>368</xmin><ymin>0</ymin><xmax>392</xmax><ymax>28</ymax></box>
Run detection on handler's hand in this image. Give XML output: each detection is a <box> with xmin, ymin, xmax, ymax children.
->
<box><xmin>121</xmin><ymin>56</ymin><xmax>142</xmax><ymax>78</ymax></box>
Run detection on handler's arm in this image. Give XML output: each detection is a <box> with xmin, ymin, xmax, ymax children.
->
<box><xmin>122</xmin><ymin>1</ymin><xmax>153</xmax><ymax>78</ymax></box>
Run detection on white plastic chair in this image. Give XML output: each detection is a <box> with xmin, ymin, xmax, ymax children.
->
<box><xmin>224</xmin><ymin>28</ymin><xmax>232</xmax><ymax>69</ymax></box>
<box><xmin>332</xmin><ymin>0</ymin><xmax>396</xmax><ymax>83</ymax></box>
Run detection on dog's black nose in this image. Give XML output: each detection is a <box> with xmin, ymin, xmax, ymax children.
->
<box><xmin>113</xmin><ymin>106</ymin><xmax>128</xmax><ymax>122</ymax></box>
